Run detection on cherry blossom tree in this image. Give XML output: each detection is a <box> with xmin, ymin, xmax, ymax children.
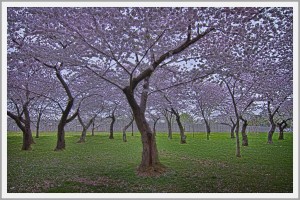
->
<box><xmin>7</xmin><ymin>7</ymin><xmax>293</xmax><ymax>175</ymax></box>
<box><xmin>189</xmin><ymin>81</ymin><xmax>225</xmax><ymax>140</ymax></box>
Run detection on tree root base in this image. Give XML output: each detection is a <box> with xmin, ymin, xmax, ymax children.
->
<box><xmin>136</xmin><ymin>164</ymin><xmax>167</xmax><ymax>177</ymax></box>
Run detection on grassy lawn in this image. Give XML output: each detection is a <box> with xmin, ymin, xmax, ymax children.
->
<box><xmin>7</xmin><ymin>131</ymin><xmax>293</xmax><ymax>193</ymax></box>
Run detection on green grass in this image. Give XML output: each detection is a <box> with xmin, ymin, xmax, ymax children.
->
<box><xmin>7</xmin><ymin>131</ymin><xmax>293</xmax><ymax>193</ymax></box>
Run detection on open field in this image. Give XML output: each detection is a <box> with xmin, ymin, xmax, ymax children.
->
<box><xmin>7</xmin><ymin>131</ymin><xmax>293</xmax><ymax>193</ymax></box>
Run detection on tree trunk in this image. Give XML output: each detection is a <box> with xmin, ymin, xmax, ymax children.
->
<box><xmin>122</xmin><ymin>118</ymin><xmax>134</xmax><ymax>142</ymax></box>
<box><xmin>240</xmin><ymin>118</ymin><xmax>248</xmax><ymax>146</ymax></box>
<box><xmin>23</xmin><ymin>103</ymin><xmax>34</xmax><ymax>149</ymax></box>
<box><xmin>153</xmin><ymin>118</ymin><xmax>159</xmax><ymax>137</ymax></box>
<box><xmin>173</xmin><ymin>110</ymin><xmax>186</xmax><ymax>144</ymax></box>
<box><xmin>55</xmin><ymin>122</ymin><xmax>66</xmax><ymax>150</ymax></box>
<box><xmin>91</xmin><ymin>120</ymin><xmax>95</xmax><ymax>136</ymax></box>
<box><xmin>131</xmin><ymin>122</ymin><xmax>134</xmax><ymax>136</ymax></box>
<box><xmin>36</xmin><ymin>112</ymin><xmax>42</xmax><ymax>138</ymax></box>
<box><xmin>163</xmin><ymin>111</ymin><xmax>173</xmax><ymax>139</ymax></box>
<box><xmin>123</xmin><ymin>86</ymin><xmax>165</xmax><ymax>176</ymax></box>
<box><xmin>230</xmin><ymin>125</ymin><xmax>236</xmax><ymax>138</ymax></box>
<box><xmin>230</xmin><ymin>117</ymin><xmax>236</xmax><ymax>139</ymax></box>
<box><xmin>235</xmin><ymin>119</ymin><xmax>241</xmax><ymax>157</ymax></box>
<box><xmin>7</xmin><ymin>110</ymin><xmax>33</xmax><ymax>150</ymax></box>
<box><xmin>77</xmin><ymin>114</ymin><xmax>96</xmax><ymax>143</ymax></box>
<box><xmin>167</xmin><ymin>116</ymin><xmax>172</xmax><ymax>139</ymax></box>
<box><xmin>278</xmin><ymin>127</ymin><xmax>284</xmax><ymax>140</ymax></box>
<box><xmin>267</xmin><ymin>100</ymin><xmax>277</xmax><ymax>144</ymax></box>
<box><xmin>109</xmin><ymin>114</ymin><xmax>115</xmax><ymax>139</ymax></box>
<box><xmin>204</xmin><ymin>118</ymin><xmax>210</xmax><ymax>140</ymax></box>
<box><xmin>277</xmin><ymin>119</ymin><xmax>289</xmax><ymax>140</ymax></box>
<box><xmin>267</xmin><ymin>123</ymin><xmax>276</xmax><ymax>144</ymax></box>
<box><xmin>78</xmin><ymin>128</ymin><xmax>87</xmax><ymax>143</ymax></box>
<box><xmin>54</xmin><ymin>70</ymin><xmax>77</xmax><ymax>151</ymax></box>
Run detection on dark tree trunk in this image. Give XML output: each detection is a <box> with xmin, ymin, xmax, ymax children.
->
<box><xmin>168</xmin><ymin>121</ymin><xmax>172</xmax><ymax>139</ymax></box>
<box><xmin>123</xmin><ymin>85</ymin><xmax>165</xmax><ymax>176</ymax></box>
<box><xmin>36</xmin><ymin>112</ymin><xmax>42</xmax><ymax>138</ymax></box>
<box><xmin>122</xmin><ymin>118</ymin><xmax>134</xmax><ymax>142</ymax></box>
<box><xmin>277</xmin><ymin>119</ymin><xmax>290</xmax><ymax>140</ymax></box>
<box><xmin>240</xmin><ymin>117</ymin><xmax>248</xmax><ymax>146</ymax></box>
<box><xmin>56</xmin><ymin>122</ymin><xmax>66</xmax><ymax>150</ymax></box>
<box><xmin>230</xmin><ymin>117</ymin><xmax>236</xmax><ymax>139</ymax></box>
<box><xmin>131</xmin><ymin>122</ymin><xmax>134</xmax><ymax>136</ymax></box>
<box><xmin>109</xmin><ymin>114</ymin><xmax>115</xmax><ymax>139</ymax></box>
<box><xmin>278</xmin><ymin>126</ymin><xmax>284</xmax><ymax>140</ymax></box>
<box><xmin>7</xmin><ymin>110</ymin><xmax>32</xmax><ymax>150</ymax></box>
<box><xmin>204</xmin><ymin>118</ymin><xmax>211</xmax><ymax>140</ymax></box>
<box><xmin>153</xmin><ymin>118</ymin><xmax>160</xmax><ymax>137</ymax></box>
<box><xmin>225</xmin><ymin>81</ymin><xmax>241</xmax><ymax>157</ymax></box>
<box><xmin>78</xmin><ymin>129</ymin><xmax>87</xmax><ymax>143</ymax></box>
<box><xmin>172</xmin><ymin>109</ymin><xmax>186</xmax><ymax>144</ymax></box>
<box><xmin>235</xmin><ymin>119</ymin><xmax>241</xmax><ymax>157</ymax></box>
<box><xmin>267</xmin><ymin>101</ymin><xmax>277</xmax><ymax>144</ymax></box>
<box><xmin>91</xmin><ymin>120</ymin><xmax>95</xmax><ymax>136</ymax></box>
<box><xmin>200</xmin><ymin>107</ymin><xmax>210</xmax><ymax>140</ymax></box>
<box><xmin>267</xmin><ymin>123</ymin><xmax>276</xmax><ymax>144</ymax></box>
<box><xmin>162</xmin><ymin>110</ymin><xmax>173</xmax><ymax>139</ymax></box>
<box><xmin>77</xmin><ymin>114</ymin><xmax>96</xmax><ymax>143</ymax></box>
<box><xmin>54</xmin><ymin>69</ymin><xmax>78</xmax><ymax>151</ymax></box>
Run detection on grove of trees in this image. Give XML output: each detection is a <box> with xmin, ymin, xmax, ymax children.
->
<box><xmin>7</xmin><ymin>7</ymin><xmax>293</xmax><ymax>176</ymax></box>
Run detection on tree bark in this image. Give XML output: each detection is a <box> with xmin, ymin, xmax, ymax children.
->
<box><xmin>108</xmin><ymin>113</ymin><xmax>115</xmax><ymax>139</ymax></box>
<box><xmin>204</xmin><ymin>118</ymin><xmax>210</xmax><ymax>140</ymax></box>
<box><xmin>123</xmin><ymin>85</ymin><xmax>165</xmax><ymax>176</ymax></box>
<box><xmin>235</xmin><ymin>118</ymin><xmax>241</xmax><ymax>157</ymax></box>
<box><xmin>24</xmin><ymin>102</ymin><xmax>35</xmax><ymax>144</ymax></box>
<box><xmin>122</xmin><ymin>117</ymin><xmax>134</xmax><ymax>142</ymax></box>
<box><xmin>153</xmin><ymin>117</ymin><xmax>160</xmax><ymax>137</ymax></box>
<box><xmin>9</xmin><ymin>101</ymin><xmax>35</xmax><ymax>150</ymax></box>
<box><xmin>54</xmin><ymin>69</ymin><xmax>78</xmax><ymax>151</ymax></box>
<box><xmin>77</xmin><ymin>114</ymin><xmax>97</xmax><ymax>143</ymax></box>
<box><xmin>267</xmin><ymin>101</ymin><xmax>277</xmax><ymax>144</ymax></box>
<box><xmin>163</xmin><ymin>110</ymin><xmax>173</xmax><ymax>139</ymax></box>
<box><xmin>172</xmin><ymin>109</ymin><xmax>186</xmax><ymax>144</ymax></box>
<box><xmin>240</xmin><ymin>117</ymin><xmax>248</xmax><ymax>146</ymax></box>
<box><xmin>277</xmin><ymin>119</ymin><xmax>291</xmax><ymax>140</ymax></box>
<box><xmin>91</xmin><ymin>120</ymin><xmax>95</xmax><ymax>136</ymax></box>
<box><xmin>230</xmin><ymin>117</ymin><xmax>236</xmax><ymax>139</ymax></box>
<box><xmin>35</xmin><ymin>112</ymin><xmax>42</xmax><ymax>138</ymax></box>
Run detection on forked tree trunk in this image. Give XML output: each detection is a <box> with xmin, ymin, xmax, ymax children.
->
<box><xmin>77</xmin><ymin>114</ymin><xmax>97</xmax><ymax>143</ymax></box>
<box><xmin>240</xmin><ymin>117</ymin><xmax>248</xmax><ymax>146</ymax></box>
<box><xmin>123</xmin><ymin>86</ymin><xmax>165</xmax><ymax>176</ymax></box>
<box><xmin>7</xmin><ymin>108</ymin><xmax>33</xmax><ymax>150</ymax></box>
<box><xmin>122</xmin><ymin>118</ymin><xmax>134</xmax><ymax>142</ymax></box>
<box><xmin>54</xmin><ymin>69</ymin><xmax>78</xmax><ymax>151</ymax></box>
<box><xmin>277</xmin><ymin>119</ymin><xmax>290</xmax><ymax>140</ymax></box>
